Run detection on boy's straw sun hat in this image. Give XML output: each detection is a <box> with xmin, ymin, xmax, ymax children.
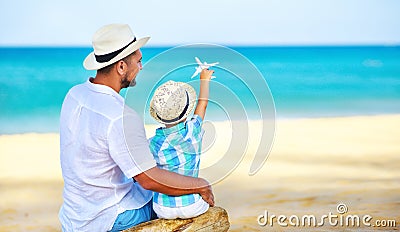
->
<box><xmin>150</xmin><ymin>81</ymin><xmax>197</xmax><ymax>125</ymax></box>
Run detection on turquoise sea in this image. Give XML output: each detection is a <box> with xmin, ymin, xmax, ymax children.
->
<box><xmin>0</xmin><ymin>46</ymin><xmax>399</xmax><ymax>134</ymax></box>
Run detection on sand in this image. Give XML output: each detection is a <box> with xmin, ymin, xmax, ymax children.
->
<box><xmin>0</xmin><ymin>115</ymin><xmax>399</xmax><ymax>231</ymax></box>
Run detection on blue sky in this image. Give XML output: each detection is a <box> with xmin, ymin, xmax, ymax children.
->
<box><xmin>0</xmin><ymin>0</ymin><xmax>399</xmax><ymax>46</ymax></box>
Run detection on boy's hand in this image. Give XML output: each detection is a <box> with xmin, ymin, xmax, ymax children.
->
<box><xmin>200</xmin><ymin>69</ymin><xmax>214</xmax><ymax>81</ymax></box>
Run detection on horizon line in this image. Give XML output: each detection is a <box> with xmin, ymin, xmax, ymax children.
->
<box><xmin>0</xmin><ymin>43</ymin><xmax>399</xmax><ymax>49</ymax></box>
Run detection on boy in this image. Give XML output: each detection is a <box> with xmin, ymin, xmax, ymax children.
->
<box><xmin>148</xmin><ymin>69</ymin><xmax>214</xmax><ymax>219</ymax></box>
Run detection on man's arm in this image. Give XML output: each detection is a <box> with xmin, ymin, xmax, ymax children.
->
<box><xmin>193</xmin><ymin>69</ymin><xmax>214</xmax><ymax>120</ymax></box>
<box><xmin>134</xmin><ymin>167</ymin><xmax>214</xmax><ymax>206</ymax></box>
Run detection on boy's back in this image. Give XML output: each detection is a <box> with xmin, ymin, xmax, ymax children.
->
<box><xmin>149</xmin><ymin>115</ymin><xmax>204</xmax><ymax>209</ymax></box>
<box><xmin>148</xmin><ymin>69</ymin><xmax>214</xmax><ymax>219</ymax></box>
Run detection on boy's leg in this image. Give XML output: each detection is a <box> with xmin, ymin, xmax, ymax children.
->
<box><xmin>154</xmin><ymin>198</ymin><xmax>209</xmax><ymax>219</ymax></box>
<box><xmin>109</xmin><ymin>200</ymin><xmax>156</xmax><ymax>232</ymax></box>
<box><xmin>179</xmin><ymin>198</ymin><xmax>209</xmax><ymax>219</ymax></box>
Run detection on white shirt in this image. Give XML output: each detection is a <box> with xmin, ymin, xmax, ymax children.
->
<box><xmin>59</xmin><ymin>80</ymin><xmax>156</xmax><ymax>231</ymax></box>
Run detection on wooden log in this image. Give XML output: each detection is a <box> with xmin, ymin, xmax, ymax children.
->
<box><xmin>123</xmin><ymin>206</ymin><xmax>230</xmax><ymax>232</ymax></box>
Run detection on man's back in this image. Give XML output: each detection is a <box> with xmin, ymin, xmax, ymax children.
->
<box><xmin>59</xmin><ymin>80</ymin><xmax>154</xmax><ymax>231</ymax></box>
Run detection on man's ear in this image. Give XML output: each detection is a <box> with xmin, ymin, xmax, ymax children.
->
<box><xmin>115</xmin><ymin>60</ymin><xmax>126</xmax><ymax>75</ymax></box>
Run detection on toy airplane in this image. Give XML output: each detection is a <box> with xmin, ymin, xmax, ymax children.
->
<box><xmin>190</xmin><ymin>57</ymin><xmax>219</xmax><ymax>79</ymax></box>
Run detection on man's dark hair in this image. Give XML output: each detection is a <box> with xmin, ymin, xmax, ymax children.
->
<box><xmin>97</xmin><ymin>51</ymin><xmax>136</xmax><ymax>74</ymax></box>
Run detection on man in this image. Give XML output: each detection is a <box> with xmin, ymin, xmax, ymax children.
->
<box><xmin>59</xmin><ymin>24</ymin><xmax>214</xmax><ymax>232</ymax></box>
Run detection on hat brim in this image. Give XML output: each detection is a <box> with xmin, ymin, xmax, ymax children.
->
<box><xmin>149</xmin><ymin>82</ymin><xmax>197</xmax><ymax>125</ymax></box>
<box><xmin>83</xmin><ymin>36</ymin><xmax>150</xmax><ymax>70</ymax></box>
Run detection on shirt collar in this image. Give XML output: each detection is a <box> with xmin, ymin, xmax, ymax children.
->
<box><xmin>155</xmin><ymin>121</ymin><xmax>186</xmax><ymax>136</ymax></box>
<box><xmin>85</xmin><ymin>78</ymin><xmax>124</xmax><ymax>102</ymax></box>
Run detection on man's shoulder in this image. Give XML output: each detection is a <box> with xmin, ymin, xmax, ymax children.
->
<box><xmin>65</xmin><ymin>82</ymin><xmax>90</xmax><ymax>99</ymax></box>
<box><xmin>65</xmin><ymin>82</ymin><xmax>126</xmax><ymax>121</ymax></box>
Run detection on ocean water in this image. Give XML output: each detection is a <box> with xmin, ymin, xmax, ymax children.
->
<box><xmin>0</xmin><ymin>46</ymin><xmax>399</xmax><ymax>134</ymax></box>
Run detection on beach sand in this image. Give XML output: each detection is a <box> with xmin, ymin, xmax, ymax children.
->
<box><xmin>0</xmin><ymin>115</ymin><xmax>399</xmax><ymax>231</ymax></box>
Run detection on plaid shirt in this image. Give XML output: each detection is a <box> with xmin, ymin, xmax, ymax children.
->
<box><xmin>149</xmin><ymin>115</ymin><xmax>204</xmax><ymax>207</ymax></box>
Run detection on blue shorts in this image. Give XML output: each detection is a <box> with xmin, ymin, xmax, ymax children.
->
<box><xmin>109</xmin><ymin>200</ymin><xmax>157</xmax><ymax>231</ymax></box>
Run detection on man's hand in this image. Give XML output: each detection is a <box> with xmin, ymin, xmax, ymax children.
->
<box><xmin>198</xmin><ymin>180</ymin><xmax>215</xmax><ymax>206</ymax></box>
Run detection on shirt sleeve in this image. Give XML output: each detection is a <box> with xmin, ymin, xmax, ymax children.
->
<box><xmin>108</xmin><ymin>109</ymin><xmax>156</xmax><ymax>178</ymax></box>
<box><xmin>185</xmin><ymin>114</ymin><xmax>205</xmax><ymax>141</ymax></box>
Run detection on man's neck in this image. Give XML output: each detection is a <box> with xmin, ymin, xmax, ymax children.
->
<box><xmin>90</xmin><ymin>74</ymin><xmax>121</xmax><ymax>93</ymax></box>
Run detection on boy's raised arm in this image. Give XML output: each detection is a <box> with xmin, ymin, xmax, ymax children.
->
<box><xmin>194</xmin><ymin>69</ymin><xmax>214</xmax><ymax>120</ymax></box>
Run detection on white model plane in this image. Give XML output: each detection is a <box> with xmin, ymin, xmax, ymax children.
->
<box><xmin>190</xmin><ymin>57</ymin><xmax>219</xmax><ymax>79</ymax></box>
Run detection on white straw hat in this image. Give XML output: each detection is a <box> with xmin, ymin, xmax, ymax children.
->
<box><xmin>83</xmin><ymin>24</ymin><xmax>150</xmax><ymax>70</ymax></box>
<box><xmin>150</xmin><ymin>81</ymin><xmax>197</xmax><ymax>125</ymax></box>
